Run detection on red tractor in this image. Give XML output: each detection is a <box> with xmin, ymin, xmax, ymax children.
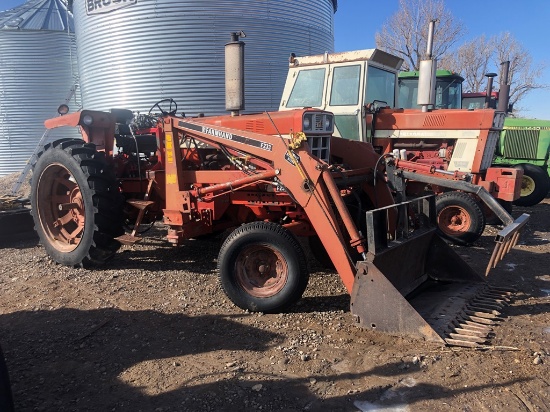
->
<box><xmin>28</xmin><ymin>37</ymin><xmax>528</xmax><ymax>347</ymax></box>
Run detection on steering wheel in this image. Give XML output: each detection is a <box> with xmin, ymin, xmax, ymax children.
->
<box><xmin>365</xmin><ymin>100</ymin><xmax>388</xmax><ymax>114</ymax></box>
<box><xmin>148</xmin><ymin>98</ymin><xmax>178</xmax><ymax>116</ymax></box>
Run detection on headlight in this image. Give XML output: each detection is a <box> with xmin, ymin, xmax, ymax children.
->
<box><xmin>303</xmin><ymin>116</ymin><xmax>311</xmax><ymax>131</ymax></box>
<box><xmin>57</xmin><ymin>104</ymin><xmax>69</xmax><ymax>115</ymax></box>
<box><xmin>82</xmin><ymin>114</ymin><xmax>94</xmax><ymax>126</ymax></box>
<box><xmin>303</xmin><ymin>112</ymin><xmax>333</xmax><ymax>133</ymax></box>
<box><xmin>324</xmin><ymin>115</ymin><xmax>333</xmax><ymax>133</ymax></box>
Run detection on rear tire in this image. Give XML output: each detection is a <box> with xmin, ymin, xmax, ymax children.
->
<box><xmin>218</xmin><ymin>222</ymin><xmax>309</xmax><ymax>313</ymax></box>
<box><xmin>436</xmin><ymin>191</ymin><xmax>485</xmax><ymax>245</ymax></box>
<box><xmin>513</xmin><ymin>163</ymin><xmax>550</xmax><ymax>207</ymax></box>
<box><xmin>30</xmin><ymin>139</ymin><xmax>124</xmax><ymax>267</ymax></box>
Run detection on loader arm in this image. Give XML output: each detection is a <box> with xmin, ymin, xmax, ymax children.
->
<box><xmin>161</xmin><ymin>111</ymin><xmax>392</xmax><ymax>292</ymax></box>
<box><xmin>386</xmin><ymin>159</ymin><xmax>530</xmax><ymax>275</ymax></box>
<box><xmin>157</xmin><ymin>110</ymin><xmax>524</xmax><ymax>344</ymax></box>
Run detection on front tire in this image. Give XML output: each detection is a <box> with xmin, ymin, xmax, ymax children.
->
<box><xmin>218</xmin><ymin>222</ymin><xmax>309</xmax><ymax>313</ymax></box>
<box><xmin>436</xmin><ymin>191</ymin><xmax>485</xmax><ymax>245</ymax></box>
<box><xmin>30</xmin><ymin>139</ymin><xmax>123</xmax><ymax>267</ymax></box>
<box><xmin>513</xmin><ymin>164</ymin><xmax>550</xmax><ymax>207</ymax></box>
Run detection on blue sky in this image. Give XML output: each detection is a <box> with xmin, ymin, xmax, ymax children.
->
<box><xmin>2</xmin><ymin>0</ymin><xmax>548</xmax><ymax>118</ymax></box>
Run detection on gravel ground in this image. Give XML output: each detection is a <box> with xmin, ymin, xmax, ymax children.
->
<box><xmin>0</xmin><ymin>173</ymin><xmax>548</xmax><ymax>411</ymax></box>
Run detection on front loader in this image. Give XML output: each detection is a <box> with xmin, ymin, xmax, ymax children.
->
<box><xmin>29</xmin><ymin>100</ymin><xmax>526</xmax><ymax>347</ymax></box>
<box><xmin>29</xmin><ymin>35</ymin><xmax>528</xmax><ymax>347</ymax></box>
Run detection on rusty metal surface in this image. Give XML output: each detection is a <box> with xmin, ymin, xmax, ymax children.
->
<box><xmin>351</xmin><ymin>257</ymin><xmax>512</xmax><ymax>347</ymax></box>
<box><xmin>352</xmin><ymin>195</ymin><xmax>513</xmax><ymax>347</ymax></box>
<box><xmin>487</xmin><ymin>213</ymin><xmax>530</xmax><ymax>275</ymax></box>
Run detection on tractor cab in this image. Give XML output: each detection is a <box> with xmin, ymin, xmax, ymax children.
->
<box><xmin>398</xmin><ymin>70</ymin><xmax>464</xmax><ymax>110</ymax></box>
<box><xmin>279</xmin><ymin>49</ymin><xmax>402</xmax><ymax>143</ymax></box>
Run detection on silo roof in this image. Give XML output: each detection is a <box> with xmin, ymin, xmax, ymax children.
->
<box><xmin>0</xmin><ymin>0</ymin><xmax>73</xmax><ymax>32</ymax></box>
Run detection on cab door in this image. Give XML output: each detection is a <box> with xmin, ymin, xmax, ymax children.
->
<box><xmin>325</xmin><ymin>62</ymin><xmax>365</xmax><ymax>141</ymax></box>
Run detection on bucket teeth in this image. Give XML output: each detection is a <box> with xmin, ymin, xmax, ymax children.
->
<box><xmin>445</xmin><ymin>338</ymin><xmax>481</xmax><ymax>348</ymax></box>
<box><xmin>485</xmin><ymin>213</ymin><xmax>529</xmax><ymax>275</ymax></box>
<box><xmin>464</xmin><ymin>310</ymin><xmax>502</xmax><ymax>320</ymax></box>
<box><xmin>471</xmin><ymin>298</ymin><xmax>504</xmax><ymax>310</ymax></box>
<box><xmin>488</xmin><ymin>286</ymin><xmax>515</xmax><ymax>294</ymax></box>
<box><xmin>463</xmin><ymin>314</ymin><xmax>496</xmax><ymax>325</ymax></box>
<box><xmin>440</xmin><ymin>286</ymin><xmax>514</xmax><ymax>348</ymax></box>
<box><xmin>448</xmin><ymin>333</ymin><xmax>488</xmax><ymax>344</ymax></box>
<box><xmin>460</xmin><ymin>319</ymin><xmax>494</xmax><ymax>331</ymax></box>
<box><xmin>467</xmin><ymin>305</ymin><xmax>501</xmax><ymax>316</ymax></box>
<box><xmin>450</xmin><ymin>327</ymin><xmax>488</xmax><ymax>338</ymax></box>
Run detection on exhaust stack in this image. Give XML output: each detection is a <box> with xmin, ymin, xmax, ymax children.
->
<box><xmin>484</xmin><ymin>72</ymin><xmax>497</xmax><ymax>109</ymax></box>
<box><xmin>417</xmin><ymin>20</ymin><xmax>437</xmax><ymax>112</ymax></box>
<box><xmin>497</xmin><ymin>61</ymin><xmax>511</xmax><ymax>113</ymax></box>
<box><xmin>225</xmin><ymin>31</ymin><xmax>246</xmax><ymax>116</ymax></box>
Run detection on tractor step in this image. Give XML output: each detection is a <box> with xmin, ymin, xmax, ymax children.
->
<box><xmin>115</xmin><ymin>233</ymin><xmax>143</xmax><ymax>245</ymax></box>
<box><xmin>127</xmin><ymin>199</ymin><xmax>155</xmax><ymax>210</ymax></box>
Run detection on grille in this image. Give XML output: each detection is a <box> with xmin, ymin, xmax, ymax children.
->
<box><xmin>492</xmin><ymin>112</ymin><xmax>506</xmax><ymax>129</ymax></box>
<box><xmin>245</xmin><ymin>120</ymin><xmax>265</xmax><ymax>133</ymax></box>
<box><xmin>453</xmin><ymin>141</ymin><xmax>467</xmax><ymax>159</ymax></box>
<box><xmin>313</xmin><ymin>114</ymin><xmax>326</xmax><ymax>132</ymax></box>
<box><xmin>503</xmin><ymin>129</ymin><xmax>540</xmax><ymax>158</ymax></box>
<box><xmin>423</xmin><ymin>115</ymin><xmax>446</xmax><ymax>128</ymax></box>
<box><xmin>480</xmin><ymin>130</ymin><xmax>501</xmax><ymax>170</ymax></box>
<box><xmin>307</xmin><ymin>135</ymin><xmax>330</xmax><ymax>163</ymax></box>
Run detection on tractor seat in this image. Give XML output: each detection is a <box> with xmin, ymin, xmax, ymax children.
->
<box><xmin>110</xmin><ymin>108</ymin><xmax>157</xmax><ymax>153</ymax></box>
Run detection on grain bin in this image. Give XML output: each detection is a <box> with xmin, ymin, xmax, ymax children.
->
<box><xmin>73</xmin><ymin>0</ymin><xmax>337</xmax><ymax>115</ymax></box>
<box><xmin>0</xmin><ymin>0</ymin><xmax>81</xmax><ymax>176</ymax></box>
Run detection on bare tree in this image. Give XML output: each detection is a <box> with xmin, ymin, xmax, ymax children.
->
<box><xmin>375</xmin><ymin>0</ymin><xmax>465</xmax><ymax>70</ymax></box>
<box><xmin>493</xmin><ymin>32</ymin><xmax>546</xmax><ymax>110</ymax></box>
<box><xmin>439</xmin><ymin>35</ymin><xmax>494</xmax><ymax>92</ymax></box>
<box><xmin>442</xmin><ymin>32</ymin><xmax>546</xmax><ymax>111</ymax></box>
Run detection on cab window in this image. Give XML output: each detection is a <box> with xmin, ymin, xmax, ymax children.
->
<box><xmin>287</xmin><ymin>68</ymin><xmax>326</xmax><ymax>108</ymax></box>
<box><xmin>366</xmin><ymin>66</ymin><xmax>396</xmax><ymax>107</ymax></box>
<box><xmin>329</xmin><ymin>65</ymin><xmax>361</xmax><ymax>106</ymax></box>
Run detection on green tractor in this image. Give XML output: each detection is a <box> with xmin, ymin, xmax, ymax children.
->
<box><xmin>399</xmin><ymin>70</ymin><xmax>550</xmax><ymax>207</ymax></box>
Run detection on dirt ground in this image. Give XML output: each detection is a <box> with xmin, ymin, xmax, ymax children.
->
<box><xmin>0</xmin><ymin>174</ymin><xmax>548</xmax><ymax>411</ymax></box>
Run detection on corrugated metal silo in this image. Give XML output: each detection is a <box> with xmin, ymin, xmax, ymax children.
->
<box><xmin>73</xmin><ymin>0</ymin><xmax>337</xmax><ymax>115</ymax></box>
<box><xmin>0</xmin><ymin>0</ymin><xmax>81</xmax><ymax>176</ymax></box>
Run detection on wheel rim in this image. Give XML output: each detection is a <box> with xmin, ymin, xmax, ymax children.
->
<box><xmin>235</xmin><ymin>244</ymin><xmax>288</xmax><ymax>298</ymax></box>
<box><xmin>36</xmin><ymin>163</ymin><xmax>85</xmax><ymax>252</ymax></box>
<box><xmin>520</xmin><ymin>175</ymin><xmax>536</xmax><ymax>197</ymax></box>
<box><xmin>438</xmin><ymin>205</ymin><xmax>471</xmax><ymax>236</ymax></box>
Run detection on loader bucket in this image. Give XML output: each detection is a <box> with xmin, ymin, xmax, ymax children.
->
<box><xmin>350</xmin><ymin>196</ymin><xmax>512</xmax><ymax>347</ymax></box>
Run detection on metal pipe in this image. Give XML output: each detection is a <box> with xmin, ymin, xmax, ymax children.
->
<box><xmin>225</xmin><ymin>31</ymin><xmax>246</xmax><ymax>116</ymax></box>
<box><xmin>399</xmin><ymin>169</ymin><xmax>516</xmax><ymax>226</ymax></box>
<box><xmin>497</xmin><ymin>61</ymin><xmax>511</xmax><ymax>113</ymax></box>
<box><xmin>484</xmin><ymin>73</ymin><xmax>497</xmax><ymax>109</ymax></box>
<box><xmin>426</xmin><ymin>20</ymin><xmax>436</xmax><ymax>58</ymax></box>
<box><xmin>393</xmin><ymin>141</ymin><xmax>439</xmax><ymax>150</ymax></box>
<box><xmin>321</xmin><ymin>170</ymin><xmax>367</xmax><ymax>257</ymax></box>
<box><xmin>418</xmin><ymin>20</ymin><xmax>437</xmax><ymax>112</ymax></box>
<box><xmin>193</xmin><ymin>169</ymin><xmax>277</xmax><ymax>197</ymax></box>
